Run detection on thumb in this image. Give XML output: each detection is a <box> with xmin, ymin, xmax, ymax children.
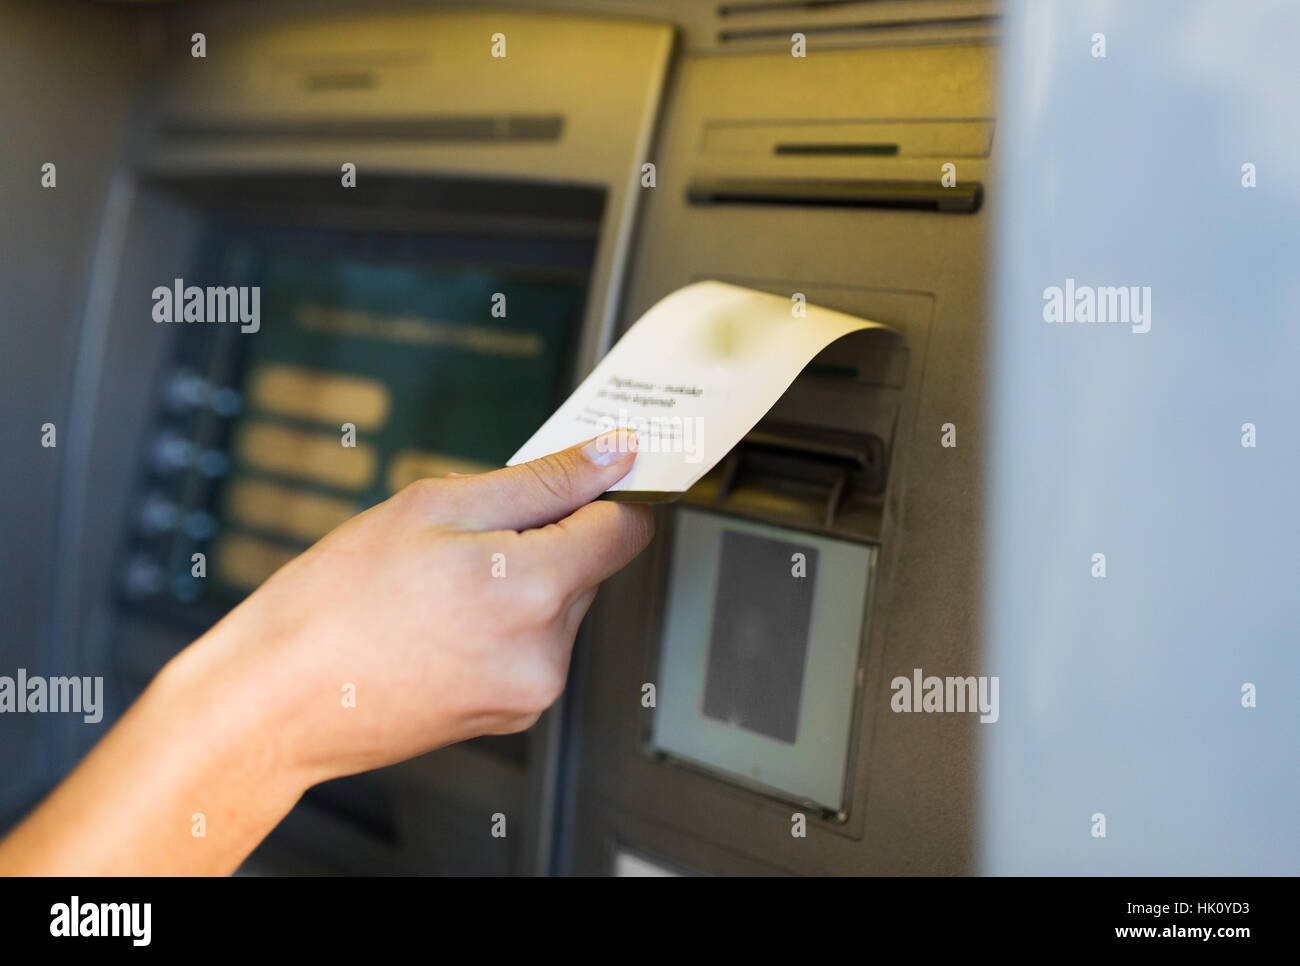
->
<box><xmin>443</xmin><ymin>429</ymin><xmax>639</xmax><ymax>531</ymax></box>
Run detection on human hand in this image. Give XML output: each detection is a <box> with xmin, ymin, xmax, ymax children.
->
<box><xmin>161</xmin><ymin>428</ymin><xmax>652</xmax><ymax>792</ymax></box>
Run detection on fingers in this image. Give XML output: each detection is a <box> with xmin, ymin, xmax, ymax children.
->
<box><xmin>523</xmin><ymin>499</ymin><xmax>655</xmax><ymax>591</ymax></box>
<box><xmin>436</xmin><ymin>430</ymin><xmax>639</xmax><ymax>532</ymax></box>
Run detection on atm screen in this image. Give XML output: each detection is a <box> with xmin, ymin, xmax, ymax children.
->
<box><xmin>652</xmin><ymin>508</ymin><xmax>875</xmax><ymax>812</ymax></box>
<box><xmin>120</xmin><ymin>214</ymin><xmax>596</xmax><ymax>615</ymax></box>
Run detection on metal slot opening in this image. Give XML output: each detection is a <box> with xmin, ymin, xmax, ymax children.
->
<box><xmin>774</xmin><ymin>142</ymin><xmax>899</xmax><ymax>157</ymax></box>
<box><xmin>687</xmin><ymin>176</ymin><xmax>982</xmax><ymax>213</ymax></box>
<box><xmin>717</xmin><ymin>423</ymin><xmax>887</xmax><ymax>528</ymax></box>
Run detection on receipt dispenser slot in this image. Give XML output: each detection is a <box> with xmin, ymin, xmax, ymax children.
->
<box><xmin>714</xmin><ymin>423</ymin><xmax>887</xmax><ymax>529</ymax></box>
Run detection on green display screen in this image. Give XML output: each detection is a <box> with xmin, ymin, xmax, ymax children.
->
<box><xmin>252</xmin><ymin>249</ymin><xmax>585</xmax><ymax>469</ymax></box>
<box><xmin>210</xmin><ymin>239</ymin><xmax>587</xmax><ymax>600</ymax></box>
<box><xmin>125</xmin><ymin>220</ymin><xmax>596</xmax><ymax>612</ymax></box>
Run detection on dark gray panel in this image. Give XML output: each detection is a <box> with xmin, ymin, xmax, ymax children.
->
<box><xmin>0</xmin><ymin>0</ymin><xmax>147</xmax><ymax>826</ymax></box>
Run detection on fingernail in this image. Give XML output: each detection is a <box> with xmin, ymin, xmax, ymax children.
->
<box><xmin>582</xmin><ymin>429</ymin><xmax>636</xmax><ymax>466</ymax></box>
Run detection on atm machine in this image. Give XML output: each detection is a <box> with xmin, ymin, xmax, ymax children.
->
<box><xmin>562</xmin><ymin>9</ymin><xmax>993</xmax><ymax>874</ymax></box>
<box><xmin>6</xmin><ymin>0</ymin><xmax>997</xmax><ymax>874</ymax></box>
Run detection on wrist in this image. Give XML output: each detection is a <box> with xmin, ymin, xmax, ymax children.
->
<box><xmin>152</xmin><ymin>619</ymin><xmax>321</xmax><ymax>811</ymax></box>
<box><xmin>0</xmin><ymin>623</ymin><xmax>321</xmax><ymax>875</ymax></box>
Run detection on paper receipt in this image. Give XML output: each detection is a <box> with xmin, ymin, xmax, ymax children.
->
<box><xmin>507</xmin><ymin>280</ymin><xmax>892</xmax><ymax>498</ymax></box>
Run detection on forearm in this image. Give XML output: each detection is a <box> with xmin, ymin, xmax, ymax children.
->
<box><xmin>0</xmin><ymin>434</ymin><xmax>649</xmax><ymax>875</ymax></box>
<box><xmin>0</xmin><ymin>631</ymin><xmax>311</xmax><ymax>876</ymax></box>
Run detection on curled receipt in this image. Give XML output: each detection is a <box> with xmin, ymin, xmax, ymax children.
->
<box><xmin>508</xmin><ymin>280</ymin><xmax>893</xmax><ymax>499</ymax></box>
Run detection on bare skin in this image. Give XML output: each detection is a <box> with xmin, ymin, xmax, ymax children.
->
<box><xmin>0</xmin><ymin>430</ymin><xmax>652</xmax><ymax>875</ymax></box>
